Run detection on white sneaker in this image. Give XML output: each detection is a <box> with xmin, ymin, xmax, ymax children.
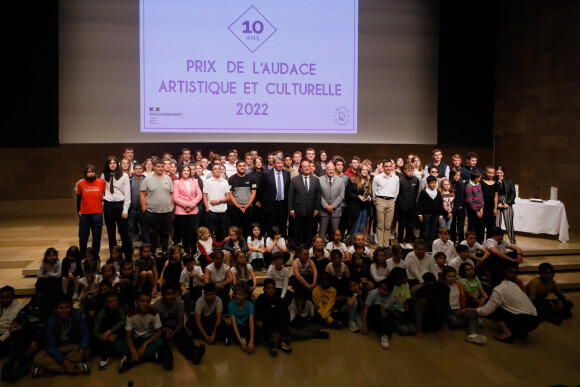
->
<box><xmin>348</xmin><ymin>320</ymin><xmax>359</xmax><ymax>333</ymax></box>
<box><xmin>465</xmin><ymin>334</ymin><xmax>487</xmax><ymax>345</ymax></box>
<box><xmin>380</xmin><ymin>335</ymin><xmax>390</xmax><ymax>349</ymax></box>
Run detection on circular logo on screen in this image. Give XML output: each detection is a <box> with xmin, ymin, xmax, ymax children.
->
<box><xmin>334</xmin><ymin>107</ymin><xmax>351</xmax><ymax>126</ymax></box>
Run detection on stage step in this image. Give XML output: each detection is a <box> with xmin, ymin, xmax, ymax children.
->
<box><xmin>523</xmin><ymin>248</ymin><xmax>580</xmax><ymax>256</ymax></box>
<box><xmin>519</xmin><ymin>272</ymin><xmax>580</xmax><ymax>291</ymax></box>
<box><xmin>519</xmin><ymin>255</ymin><xmax>580</xmax><ymax>272</ymax></box>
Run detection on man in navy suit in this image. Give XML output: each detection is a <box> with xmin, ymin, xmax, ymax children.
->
<box><xmin>256</xmin><ymin>156</ymin><xmax>291</xmax><ymax>237</ymax></box>
<box><xmin>288</xmin><ymin>160</ymin><xmax>321</xmax><ymax>247</ymax></box>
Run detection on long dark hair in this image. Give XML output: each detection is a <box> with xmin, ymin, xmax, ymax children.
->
<box><xmin>104</xmin><ymin>156</ymin><xmax>123</xmax><ymax>181</ymax></box>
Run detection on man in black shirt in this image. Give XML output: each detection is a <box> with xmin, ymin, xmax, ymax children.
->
<box><xmin>228</xmin><ymin>160</ymin><xmax>257</xmax><ymax>238</ymax></box>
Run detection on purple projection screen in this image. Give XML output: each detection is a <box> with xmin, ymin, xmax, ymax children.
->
<box><xmin>140</xmin><ymin>0</ymin><xmax>358</xmax><ymax>134</ymax></box>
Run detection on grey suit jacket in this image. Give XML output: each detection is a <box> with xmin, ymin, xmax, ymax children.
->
<box><xmin>319</xmin><ymin>175</ymin><xmax>345</xmax><ymax>218</ymax></box>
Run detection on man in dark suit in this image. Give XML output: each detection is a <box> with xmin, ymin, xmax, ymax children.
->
<box><xmin>288</xmin><ymin>160</ymin><xmax>321</xmax><ymax>247</ymax></box>
<box><xmin>318</xmin><ymin>162</ymin><xmax>345</xmax><ymax>240</ymax></box>
<box><xmin>256</xmin><ymin>156</ymin><xmax>291</xmax><ymax>237</ymax></box>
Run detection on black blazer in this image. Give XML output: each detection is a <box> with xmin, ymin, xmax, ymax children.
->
<box><xmin>498</xmin><ymin>177</ymin><xmax>516</xmax><ymax>206</ymax></box>
<box><xmin>258</xmin><ymin>168</ymin><xmax>291</xmax><ymax>211</ymax></box>
<box><xmin>288</xmin><ymin>174</ymin><xmax>321</xmax><ymax>217</ymax></box>
<box><xmin>345</xmin><ymin>178</ymin><xmax>372</xmax><ymax>220</ymax></box>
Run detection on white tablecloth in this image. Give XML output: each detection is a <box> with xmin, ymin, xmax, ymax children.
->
<box><xmin>511</xmin><ymin>198</ymin><xmax>569</xmax><ymax>243</ymax></box>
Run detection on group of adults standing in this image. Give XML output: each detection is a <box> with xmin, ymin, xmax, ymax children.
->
<box><xmin>76</xmin><ymin>146</ymin><xmax>518</xmax><ymax>262</ymax></box>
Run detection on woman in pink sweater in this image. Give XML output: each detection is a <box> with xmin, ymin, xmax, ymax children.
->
<box><xmin>173</xmin><ymin>165</ymin><xmax>202</xmax><ymax>254</ymax></box>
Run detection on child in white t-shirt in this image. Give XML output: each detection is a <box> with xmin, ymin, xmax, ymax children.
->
<box><xmin>180</xmin><ymin>254</ymin><xmax>204</xmax><ymax>314</ymax></box>
<box><xmin>431</xmin><ymin>227</ymin><xmax>455</xmax><ymax>262</ymax></box>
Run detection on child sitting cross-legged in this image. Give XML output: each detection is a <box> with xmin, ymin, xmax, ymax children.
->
<box><xmin>92</xmin><ymin>292</ymin><xmax>125</xmax><ymax>371</ymax></box>
<box><xmin>441</xmin><ymin>266</ymin><xmax>487</xmax><ymax>345</ymax></box>
<box><xmin>290</xmin><ymin>247</ymin><xmax>318</xmax><ymax>293</ymax></box>
<box><xmin>115</xmin><ymin>291</ymin><xmax>164</xmax><ymax>373</ymax></box>
<box><xmin>312</xmin><ymin>272</ymin><xmax>342</xmax><ymax>329</ymax></box>
<box><xmin>388</xmin><ymin>267</ymin><xmax>417</xmax><ymax>337</ymax></box>
<box><xmin>458</xmin><ymin>262</ymin><xmax>488</xmax><ymax>308</ymax></box>
<box><xmin>189</xmin><ymin>283</ymin><xmax>226</xmax><ymax>346</ymax></box>
<box><xmin>288</xmin><ymin>289</ymin><xmax>330</xmax><ymax>341</ymax></box>
<box><xmin>361</xmin><ymin>278</ymin><xmax>395</xmax><ymax>350</ymax></box>
<box><xmin>226</xmin><ymin>283</ymin><xmax>255</xmax><ymax>354</ymax></box>
<box><xmin>254</xmin><ymin>279</ymin><xmax>292</xmax><ymax>356</ymax></box>
<box><xmin>180</xmin><ymin>254</ymin><xmax>204</xmax><ymax>315</ymax></box>
<box><xmin>153</xmin><ymin>285</ymin><xmax>206</xmax><ymax>367</ymax></box>
<box><xmin>268</xmin><ymin>252</ymin><xmax>293</xmax><ymax>306</ymax></box>
<box><xmin>32</xmin><ymin>294</ymin><xmax>91</xmax><ymax>377</ymax></box>
<box><xmin>527</xmin><ymin>262</ymin><xmax>574</xmax><ymax>324</ymax></box>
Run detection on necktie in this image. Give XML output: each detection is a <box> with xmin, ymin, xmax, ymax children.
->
<box><xmin>329</xmin><ymin>177</ymin><xmax>333</xmax><ymax>186</ymax></box>
<box><xmin>276</xmin><ymin>172</ymin><xmax>282</xmax><ymax>201</ymax></box>
<box><xmin>304</xmin><ymin>176</ymin><xmax>309</xmax><ymax>193</ymax></box>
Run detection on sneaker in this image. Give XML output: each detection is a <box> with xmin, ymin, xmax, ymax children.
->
<box><xmin>277</xmin><ymin>338</ymin><xmax>292</xmax><ymax>353</ymax></box>
<box><xmin>72</xmin><ymin>292</ymin><xmax>79</xmax><ymax>300</ymax></box>
<box><xmin>380</xmin><ymin>335</ymin><xmax>390</xmax><ymax>350</ymax></box>
<box><xmin>76</xmin><ymin>362</ymin><xmax>90</xmax><ymax>374</ymax></box>
<box><xmin>313</xmin><ymin>330</ymin><xmax>330</xmax><ymax>339</ymax></box>
<box><xmin>465</xmin><ymin>334</ymin><xmax>487</xmax><ymax>345</ymax></box>
<box><xmin>192</xmin><ymin>344</ymin><xmax>206</xmax><ymax>365</ymax></box>
<box><xmin>119</xmin><ymin>355</ymin><xmax>131</xmax><ymax>373</ymax></box>
<box><xmin>32</xmin><ymin>366</ymin><xmax>48</xmax><ymax>378</ymax></box>
<box><xmin>99</xmin><ymin>356</ymin><xmax>112</xmax><ymax>370</ymax></box>
<box><xmin>348</xmin><ymin>320</ymin><xmax>359</xmax><ymax>333</ymax></box>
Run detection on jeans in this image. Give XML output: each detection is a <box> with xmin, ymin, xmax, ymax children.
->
<box><xmin>128</xmin><ymin>208</ymin><xmax>149</xmax><ymax>244</ymax></box>
<box><xmin>78</xmin><ymin>213</ymin><xmax>103</xmax><ymax>257</ymax></box>
<box><xmin>341</xmin><ymin>300</ymin><xmax>362</xmax><ymax>330</ymax></box>
<box><xmin>439</xmin><ymin>215</ymin><xmax>453</xmax><ymax>230</ymax></box>
<box><xmin>350</xmin><ymin>208</ymin><xmax>367</xmax><ymax>235</ymax></box>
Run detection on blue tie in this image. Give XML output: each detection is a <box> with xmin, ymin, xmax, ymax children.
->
<box><xmin>276</xmin><ymin>172</ymin><xmax>282</xmax><ymax>201</ymax></box>
<box><xmin>304</xmin><ymin>176</ymin><xmax>309</xmax><ymax>193</ymax></box>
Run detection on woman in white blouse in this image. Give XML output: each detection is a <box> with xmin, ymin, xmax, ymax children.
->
<box><xmin>101</xmin><ymin>156</ymin><xmax>132</xmax><ymax>260</ymax></box>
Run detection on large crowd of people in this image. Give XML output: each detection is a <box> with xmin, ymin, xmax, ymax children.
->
<box><xmin>0</xmin><ymin>146</ymin><xmax>574</xmax><ymax>381</ymax></box>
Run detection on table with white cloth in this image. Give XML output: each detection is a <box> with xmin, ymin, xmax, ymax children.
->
<box><xmin>510</xmin><ymin>198</ymin><xmax>569</xmax><ymax>243</ymax></box>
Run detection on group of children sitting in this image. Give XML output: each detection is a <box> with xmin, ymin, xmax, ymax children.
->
<box><xmin>0</xmin><ymin>224</ymin><xmax>574</xmax><ymax>382</ymax></box>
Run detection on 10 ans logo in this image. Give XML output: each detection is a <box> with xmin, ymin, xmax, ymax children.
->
<box><xmin>229</xmin><ymin>6</ymin><xmax>277</xmax><ymax>53</ymax></box>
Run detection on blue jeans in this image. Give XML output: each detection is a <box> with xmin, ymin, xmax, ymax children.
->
<box><xmin>78</xmin><ymin>213</ymin><xmax>103</xmax><ymax>257</ymax></box>
<box><xmin>350</xmin><ymin>208</ymin><xmax>367</xmax><ymax>235</ymax></box>
<box><xmin>439</xmin><ymin>215</ymin><xmax>453</xmax><ymax>230</ymax></box>
<box><xmin>341</xmin><ymin>301</ymin><xmax>362</xmax><ymax>330</ymax></box>
<box><xmin>128</xmin><ymin>208</ymin><xmax>149</xmax><ymax>244</ymax></box>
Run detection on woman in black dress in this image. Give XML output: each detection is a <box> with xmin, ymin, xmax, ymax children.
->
<box><xmin>481</xmin><ymin>166</ymin><xmax>498</xmax><ymax>240</ymax></box>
